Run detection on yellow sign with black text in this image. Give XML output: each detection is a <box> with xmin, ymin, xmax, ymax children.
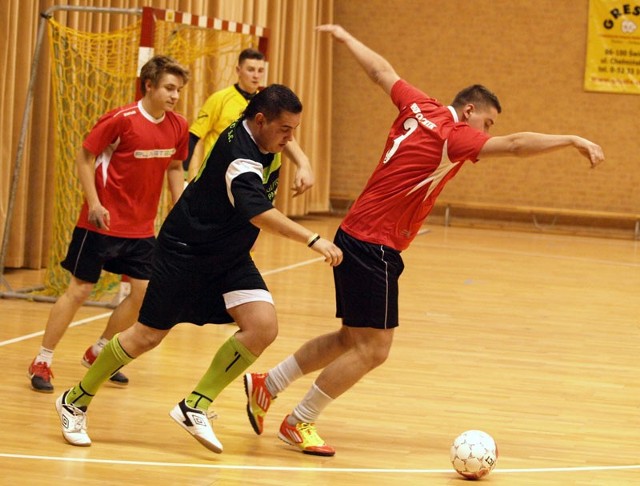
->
<box><xmin>585</xmin><ymin>1</ymin><xmax>640</xmax><ymax>94</ymax></box>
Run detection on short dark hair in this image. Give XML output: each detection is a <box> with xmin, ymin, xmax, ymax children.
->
<box><xmin>239</xmin><ymin>48</ymin><xmax>265</xmax><ymax>64</ymax></box>
<box><xmin>139</xmin><ymin>55</ymin><xmax>190</xmax><ymax>95</ymax></box>
<box><xmin>451</xmin><ymin>84</ymin><xmax>502</xmax><ymax>114</ymax></box>
<box><xmin>243</xmin><ymin>84</ymin><xmax>302</xmax><ymax>121</ymax></box>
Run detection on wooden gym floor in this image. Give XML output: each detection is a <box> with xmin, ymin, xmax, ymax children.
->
<box><xmin>1</xmin><ymin>215</ymin><xmax>638</xmax><ymax>485</ymax></box>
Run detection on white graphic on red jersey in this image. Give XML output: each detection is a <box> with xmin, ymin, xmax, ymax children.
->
<box><xmin>405</xmin><ymin>140</ymin><xmax>460</xmax><ymax>201</ymax></box>
<box><xmin>383</xmin><ymin>117</ymin><xmax>418</xmax><ymax>164</ymax></box>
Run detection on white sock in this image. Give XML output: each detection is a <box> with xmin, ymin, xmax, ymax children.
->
<box><xmin>265</xmin><ymin>355</ymin><xmax>303</xmax><ymax>396</ymax></box>
<box><xmin>92</xmin><ymin>337</ymin><xmax>109</xmax><ymax>356</ymax></box>
<box><xmin>290</xmin><ymin>382</ymin><xmax>333</xmax><ymax>424</ymax></box>
<box><xmin>35</xmin><ymin>346</ymin><xmax>54</xmax><ymax>366</ymax></box>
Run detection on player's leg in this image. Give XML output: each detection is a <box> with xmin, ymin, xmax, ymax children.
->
<box><xmin>173</xmin><ymin>297</ymin><xmax>276</xmax><ymax>454</ymax></box>
<box><xmin>57</xmin><ymin>249</ymin><xmax>178</xmax><ymax>448</ymax></box>
<box><xmin>278</xmin><ymin>327</ymin><xmax>394</xmax><ymax>456</ymax></box>
<box><xmin>315</xmin><ymin>326</ymin><xmax>394</xmax><ymax>398</ymax></box>
<box><xmin>244</xmin><ymin>327</ymin><xmax>351</xmax><ymax>435</ymax></box>
<box><xmin>29</xmin><ymin>227</ymin><xmax>106</xmax><ymax>393</ymax></box>
<box><xmin>187</xmin><ymin>299</ymin><xmax>276</xmax><ymax>411</ymax></box>
<box><xmin>56</xmin><ymin>322</ymin><xmax>169</xmax><ymax>446</ymax></box>
<box><xmin>81</xmin><ymin>277</ymin><xmax>148</xmax><ymax>386</ymax></box>
<box><xmin>29</xmin><ymin>277</ymin><xmax>95</xmax><ymax>393</ymax></box>
<box><xmin>82</xmin><ymin>237</ymin><xmax>155</xmax><ymax>385</ymax></box>
<box><xmin>276</xmin><ymin>228</ymin><xmax>402</xmax><ymax>455</ymax></box>
<box><xmin>172</xmin><ymin>258</ymin><xmax>276</xmax><ymax>454</ymax></box>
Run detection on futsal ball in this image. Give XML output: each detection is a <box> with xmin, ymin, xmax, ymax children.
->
<box><xmin>450</xmin><ymin>430</ymin><xmax>498</xmax><ymax>480</ymax></box>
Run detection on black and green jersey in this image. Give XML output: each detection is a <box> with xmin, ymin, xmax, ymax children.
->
<box><xmin>158</xmin><ymin>118</ymin><xmax>277</xmax><ymax>267</ymax></box>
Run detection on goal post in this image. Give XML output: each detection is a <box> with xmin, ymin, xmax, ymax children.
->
<box><xmin>0</xmin><ymin>5</ymin><xmax>269</xmax><ymax>305</ymax></box>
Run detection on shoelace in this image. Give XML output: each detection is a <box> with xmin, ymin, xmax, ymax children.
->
<box><xmin>63</xmin><ymin>403</ymin><xmax>87</xmax><ymax>432</ymax></box>
<box><xmin>297</xmin><ymin>423</ymin><xmax>324</xmax><ymax>444</ymax></box>
<box><xmin>33</xmin><ymin>362</ymin><xmax>54</xmax><ymax>379</ymax></box>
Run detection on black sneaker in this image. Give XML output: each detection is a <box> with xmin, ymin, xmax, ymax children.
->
<box><xmin>28</xmin><ymin>359</ymin><xmax>54</xmax><ymax>393</ymax></box>
<box><xmin>81</xmin><ymin>345</ymin><xmax>129</xmax><ymax>386</ymax></box>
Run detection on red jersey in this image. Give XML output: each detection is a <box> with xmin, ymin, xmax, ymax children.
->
<box><xmin>77</xmin><ymin>101</ymin><xmax>188</xmax><ymax>238</ymax></box>
<box><xmin>341</xmin><ymin>79</ymin><xmax>490</xmax><ymax>250</ymax></box>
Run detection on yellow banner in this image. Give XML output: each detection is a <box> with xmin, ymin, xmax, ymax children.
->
<box><xmin>584</xmin><ymin>1</ymin><xmax>640</xmax><ymax>94</ymax></box>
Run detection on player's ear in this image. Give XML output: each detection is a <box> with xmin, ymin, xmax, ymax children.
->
<box><xmin>254</xmin><ymin>112</ymin><xmax>266</xmax><ymax>126</ymax></box>
<box><xmin>463</xmin><ymin>103</ymin><xmax>475</xmax><ymax>122</ymax></box>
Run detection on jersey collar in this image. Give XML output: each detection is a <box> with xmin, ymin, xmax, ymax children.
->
<box><xmin>137</xmin><ymin>100</ymin><xmax>166</xmax><ymax>124</ymax></box>
<box><xmin>242</xmin><ymin>119</ymin><xmax>269</xmax><ymax>154</ymax></box>
<box><xmin>447</xmin><ymin>105</ymin><xmax>459</xmax><ymax>122</ymax></box>
<box><xmin>235</xmin><ymin>83</ymin><xmax>257</xmax><ymax>101</ymax></box>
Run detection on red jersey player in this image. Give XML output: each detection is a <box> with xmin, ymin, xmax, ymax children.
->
<box><xmin>28</xmin><ymin>55</ymin><xmax>190</xmax><ymax>393</ymax></box>
<box><xmin>243</xmin><ymin>24</ymin><xmax>604</xmax><ymax>456</ymax></box>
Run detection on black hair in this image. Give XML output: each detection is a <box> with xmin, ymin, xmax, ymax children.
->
<box><xmin>451</xmin><ymin>84</ymin><xmax>502</xmax><ymax>114</ymax></box>
<box><xmin>239</xmin><ymin>48</ymin><xmax>265</xmax><ymax>64</ymax></box>
<box><xmin>243</xmin><ymin>84</ymin><xmax>302</xmax><ymax>121</ymax></box>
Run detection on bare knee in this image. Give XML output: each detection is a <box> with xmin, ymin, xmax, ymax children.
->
<box><xmin>368</xmin><ymin>345</ymin><xmax>391</xmax><ymax>368</ymax></box>
<box><xmin>119</xmin><ymin>322</ymin><xmax>167</xmax><ymax>357</ymax></box>
<box><xmin>349</xmin><ymin>328</ymin><xmax>394</xmax><ymax>370</ymax></box>
<box><xmin>245</xmin><ymin>318</ymin><xmax>278</xmax><ymax>353</ymax></box>
<box><xmin>230</xmin><ymin>302</ymin><xmax>278</xmax><ymax>356</ymax></box>
<box><xmin>64</xmin><ymin>278</ymin><xmax>94</xmax><ymax>305</ymax></box>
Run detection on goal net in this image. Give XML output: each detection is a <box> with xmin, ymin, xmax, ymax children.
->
<box><xmin>43</xmin><ymin>7</ymin><xmax>267</xmax><ymax>300</ymax></box>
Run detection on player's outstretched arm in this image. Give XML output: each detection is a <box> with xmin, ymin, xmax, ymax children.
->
<box><xmin>316</xmin><ymin>24</ymin><xmax>400</xmax><ymax>95</ymax></box>
<box><xmin>250</xmin><ymin>208</ymin><xmax>343</xmax><ymax>266</ymax></box>
<box><xmin>479</xmin><ymin>132</ymin><xmax>604</xmax><ymax>168</ymax></box>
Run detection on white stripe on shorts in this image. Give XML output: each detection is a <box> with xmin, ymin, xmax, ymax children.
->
<box><xmin>223</xmin><ymin>289</ymin><xmax>274</xmax><ymax>309</ymax></box>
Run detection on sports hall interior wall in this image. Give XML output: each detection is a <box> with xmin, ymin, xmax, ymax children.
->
<box><xmin>329</xmin><ymin>1</ymin><xmax>639</xmax><ymax>236</ymax></box>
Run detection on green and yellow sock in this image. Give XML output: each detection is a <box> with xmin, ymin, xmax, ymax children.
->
<box><xmin>186</xmin><ymin>334</ymin><xmax>257</xmax><ymax>411</ymax></box>
<box><xmin>65</xmin><ymin>334</ymin><xmax>133</xmax><ymax>409</ymax></box>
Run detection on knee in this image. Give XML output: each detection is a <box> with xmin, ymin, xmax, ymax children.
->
<box><xmin>139</xmin><ymin>329</ymin><xmax>164</xmax><ymax>350</ymax></box>
<box><xmin>368</xmin><ymin>345</ymin><xmax>391</xmax><ymax>368</ymax></box>
<box><xmin>356</xmin><ymin>345</ymin><xmax>390</xmax><ymax>370</ymax></box>
<box><xmin>241</xmin><ymin>319</ymin><xmax>278</xmax><ymax>357</ymax></box>
<box><xmin>65</xmin><ymin>280</ymin><xmax>94</xmax><ymax>304</ymax></box>
<box><xmin>354</xmin><ymin>333</ymin><xmax>393</xmax><ymax>369</ymax></box>
<box><xmin>257</xmin><ymin>320</ymin><xmax>278</xmax><ymax>348</ymax></box>
<box><xmin>122</xmin><ymin>323</ymin><xmax>165</xmax><ymax>355</ymax></box>
<box><xmin>65</xmin><ymin>283</ymin><xmax>93</xmax><ymax>305</ymax></box>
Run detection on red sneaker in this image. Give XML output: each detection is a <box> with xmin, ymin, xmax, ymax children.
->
<box><xmin>244</xmin><ymin>372</ymin><xmax>275</xmax><ymax>435</ymax></box>
<box><xmin>28</xmin><ymin>359</ymin><xmax>54</xmax><ymax>393</ymax></box>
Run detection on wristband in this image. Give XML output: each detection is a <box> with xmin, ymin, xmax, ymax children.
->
<box><xmin>307</xmin><ymin>233</ymin><xmax>321</xmax><ymax>247</ymax></box>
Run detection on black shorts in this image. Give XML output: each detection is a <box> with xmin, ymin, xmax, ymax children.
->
<box><xmin>139</xmin><ymin>244</ymin><xmax>271</xmax><ymax>330</ymax></box>
<box><xmin>333</xmin><ymin>228</ymin><xmax>404</xmax><ymax>329</ymax></box>
<box><xmin>61</xmin><ymin>227</ymin><xmax>156</xmax><ymax>283</ymax></box>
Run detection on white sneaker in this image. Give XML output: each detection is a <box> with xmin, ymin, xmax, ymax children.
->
<box><xmin>169</xmin><ymin>399</ymin><xmax>223</xmax><ymax>453</ymax></box>
<box><xmin>55</xmin><ymin>391</ymin><xmax>91</xmax><ymax>446</ymax></box>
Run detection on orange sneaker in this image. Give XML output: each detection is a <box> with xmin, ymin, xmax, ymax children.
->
<box><xmin>277</xmin><ymin>415</ymin><xmax>335</xmax><ymax>456</ymax></box>
<box><xmin>244</xmin><ymin>372</ymin><xmax>275</xmax><ymax>435</ymax></box>
<box><xmin>28</xmin><ymin>359</ymin><xmax>54</xmax><ymax>393</ymax></box>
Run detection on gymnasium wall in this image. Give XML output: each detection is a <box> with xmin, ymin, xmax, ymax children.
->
<box><xmin>330</xmin><ymin>1</ymin><xmax>639</xmax><ymax>224</ymax></box>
